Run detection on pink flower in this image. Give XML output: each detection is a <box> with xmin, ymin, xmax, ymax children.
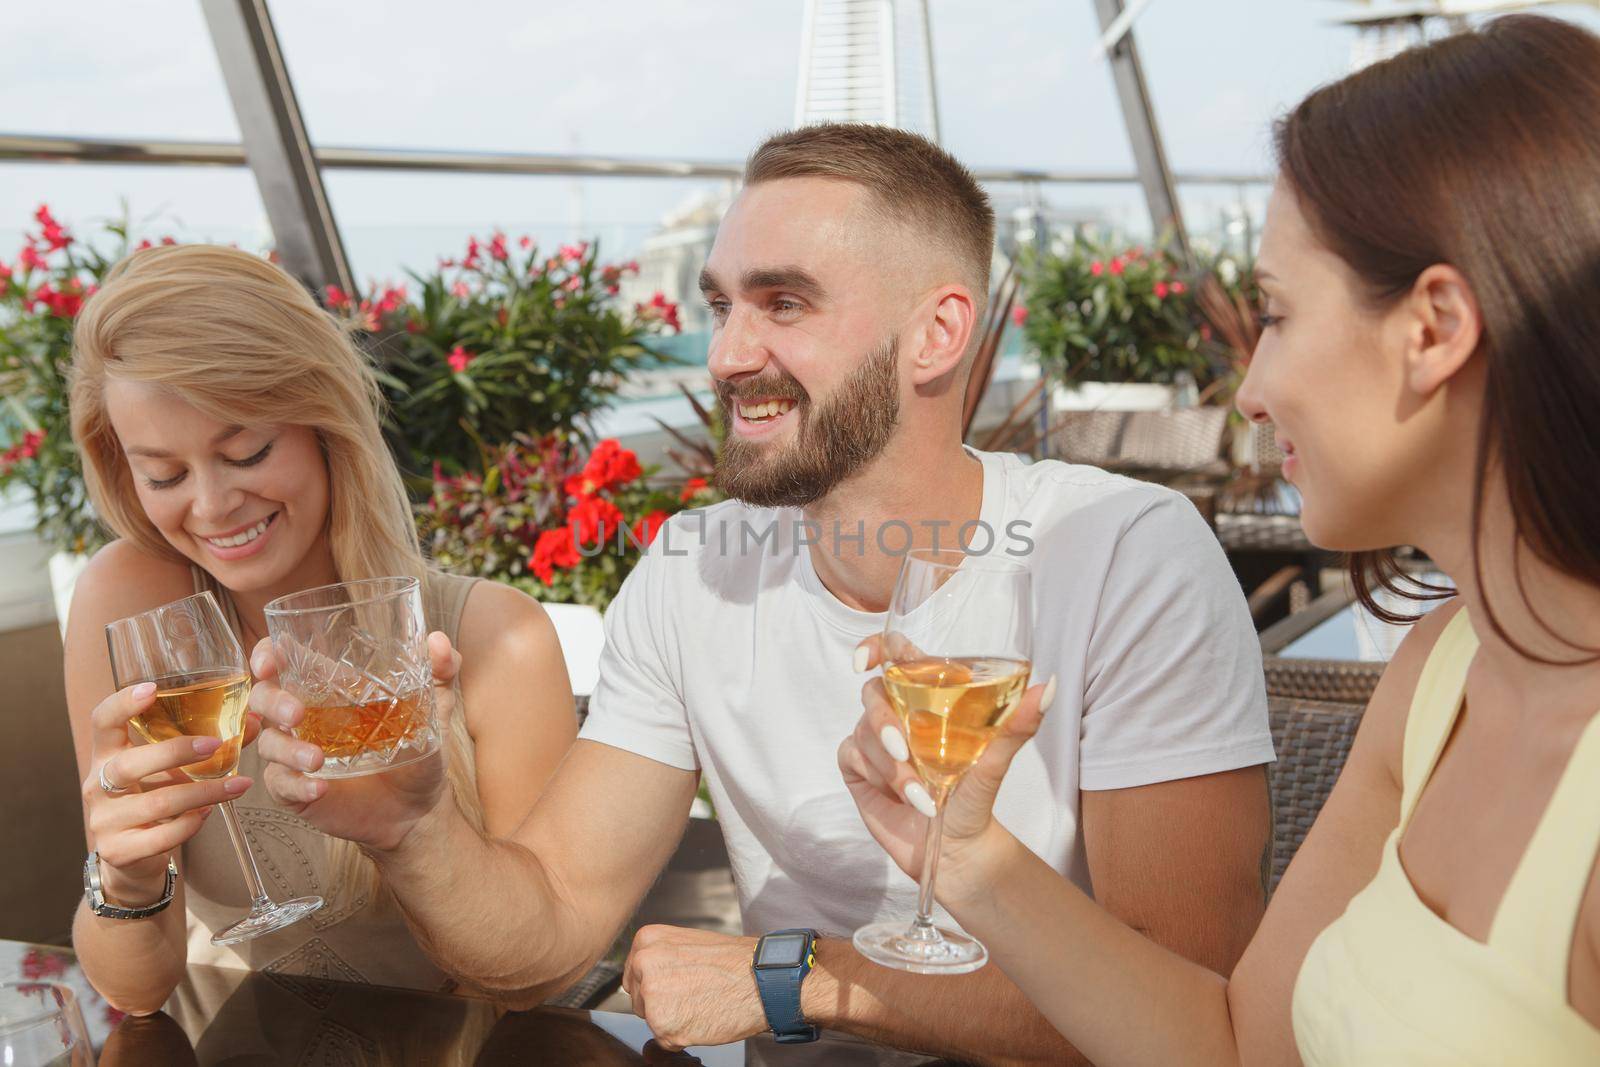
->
<box><xmin>34</xmin><ymin>204</ymin><xmax>71</xmax><ymax>251</ymax></box>
<box><xmin>1010</xmin><ymin>305</ymin><xmax>1028</xmax><ymax>327</ymax></box>
<box><xmin>518</xmin><ymin>235</ymin><xmax>533</xmax><ymax>250</ymax></box>
<box><xmin>1109</xmin><ymin>258</ymin><xmax>1126</xmax><ymax>276</ymax></box>
<box><xmin>1170</xmin><ymin>280</ymin><xmax>1187</xmax><ymax>295</ymax></box>
<box><xmin>451</xmin><ymin>281</ymin><xmax>471</xmax><ymax>300</ymax></box>
<box><xmin>1153</xmin><ymin>281</ymin><xmax>1170</xmax><ymax>299</ymax></box>
<box><xmin>135</xmin><ymin>238</ymin><xmax>154</xmax><ymax>252</ymax></box>
<box><xmin>1089</xmin><ymin>260</ymin><xmax>1105</xmax><ymax>277</ymax></box>
<box><xmin>462</xmin><ymin>236</ymin><xmax>483</xmax><ymax>271</ymax></box>
<box><xmin>447</xmin><ymin>346</ymin><xmax>474</xmax><ymax>373</ymax></box>
<box><xmin>489</xmin><ymin>232</ymin><xmax>509</xmax><ymax>262</ymax></box>
<box><xmin>636</xmin><ymin>291</ymin><xmax>682</xmax><ymax>332</ymax></box>
<box><xmin>559</xmin><ymin>241</ymin><xmax>589</xmax><ymax>263</ymax></box>
<box><xmin>324</xmin><ymin>284</ymin><xmax>352</xmax><ymax>310</ymax></box>
<box><xmin>17</xmin><ymin>244</ymin><xmax>46</xmax><ymax>272</ymax></box>
<box><xmin>562</xmin><ymin>275</ymin><xmax>583</xmax><ymax>292</ymax></box>
<box><xmin>0</xmin><ymin>260</ymin><xmax>10</xmax><ymax>282</ymax></box>
<box><xmin>160</xmin><ymin>236</ymin><xmax>177</xmax><ymax>246</ymax></box>
<box><xmin>545</xmin><ymin>256</ymin><xmax>561</xmax><ymax>273</ymax></box>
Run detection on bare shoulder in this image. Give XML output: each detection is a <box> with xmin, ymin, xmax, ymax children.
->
<box><xmin>453</xmin><ymin>579</ymin><xmax>572</xmax><ymax>731</ymax></box>
<box><xmin>1353</xmin><ymin>596</ymin><xmax>1465</xmax><ymax>789</ymax></box>
<box><xmin>455</xmin><ymin>579</ymin><xmax>562</xmax><ymax>659</ymax></box>
<box><xmin>66</xmin><ymin>541</ymin><xmax>194</xmax><ymax>654</ymax></box>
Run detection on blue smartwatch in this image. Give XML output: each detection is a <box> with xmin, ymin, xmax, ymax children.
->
<box><xmin>752</xmin><ymin>928</ymin><xmax>819</xmax><ymax>1044</ymax></box>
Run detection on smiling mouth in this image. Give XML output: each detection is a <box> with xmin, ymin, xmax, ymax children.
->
<box><xmin>736</xmin><ymin>398</ymin><xmax>798</xmax><ymax>424</ymax></box>
<box><xmin>200</xmin><ymin>512</ymin><xmax>277</xmax><ymax>549</ymax></box>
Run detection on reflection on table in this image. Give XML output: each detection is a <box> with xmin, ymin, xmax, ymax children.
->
<box><xmin>1</xmin><ymin>939</ymin><xmax>954</xmax><ymax>1065</ymax></box>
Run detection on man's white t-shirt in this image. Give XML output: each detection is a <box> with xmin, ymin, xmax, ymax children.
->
<box><xmin>580</xmin><ymin>448</ymin><xmax>1274</xmax><ymax>937</ymax></box>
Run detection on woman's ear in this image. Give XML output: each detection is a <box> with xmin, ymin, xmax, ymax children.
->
<box><xmin>1403</xmin><ymin>264</ymin><xmax>1482</xmax><ymax>398</ymax></box>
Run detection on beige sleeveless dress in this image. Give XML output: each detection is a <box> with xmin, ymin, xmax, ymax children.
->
<box><xmin>180</xmin><ymin>566</ymin><xmax>480</xmax><ymax>992</ymax></box>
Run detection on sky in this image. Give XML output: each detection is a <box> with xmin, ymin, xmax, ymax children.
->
<box><xmin>5</xmin><ymin>1</ymin><xmax>1600</xmax><ymax>284</ymax></box>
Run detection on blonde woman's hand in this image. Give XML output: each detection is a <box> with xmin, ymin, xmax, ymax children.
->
<box><xmin>837</xmin><ymin>634</ymin><xmax>1055</xmax><ymax>893</ymax></box>
<box><xmin>248</xmin><ymin>633</ymin><xmax>459</xmax><ymax>852</ymax></box>
<box><xmin>83</xmin><ymin>682</ymin><xmax>254</xmax><ymax>904</ymax></box>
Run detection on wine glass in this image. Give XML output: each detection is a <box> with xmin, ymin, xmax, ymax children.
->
<box><xmin>853</xmin><ymin>549</ymin><xmax>1032</xmax><ymax>974</ymax></box>
<box><xmin>0</xmin><ymin>982</ymin><xmax>94</xmax><ymax>1066</ymax></box>
<box><xmin>106</xmin><ymin>591</ymin><xmax>323</xmax><ymax>944</ymax></box>
<box><xmin>263</xmin><ymin>577</ymin><xmax>441</xmax><ymax>779</ymax></box>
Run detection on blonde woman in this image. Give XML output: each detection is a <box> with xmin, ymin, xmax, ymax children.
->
<box><xmin>64</xmin><ymin>244</ymin><xmax>576</xmax><ymax>1013</ymax></box>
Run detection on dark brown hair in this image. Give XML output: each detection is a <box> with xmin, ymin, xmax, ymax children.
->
<box><xmin>745</xmin><ymin>123</ymin><xmax>996</xmax><ymax>315</ymax></box>
<box><xmin>1274</xmin><ymin>14</ymin><xmax>1600</xmax><ymax>659</ymax></box>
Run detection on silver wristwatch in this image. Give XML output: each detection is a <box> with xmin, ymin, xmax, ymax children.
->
<box><xmin>83</xmin><ymin>851</ymin><xmax>177</xmax><ymax>920</ymax></box>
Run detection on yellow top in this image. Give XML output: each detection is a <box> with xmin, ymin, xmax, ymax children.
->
<box><xmin>1293</xmin><ymin>608</ymin><xmax>1600</xmax><ymax>1064</ymax></box>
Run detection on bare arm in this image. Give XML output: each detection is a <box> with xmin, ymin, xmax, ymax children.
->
<box><xmin>65</xmin><ymin>542</ymin><xmax>243</xmax><ymax>1013</ymax></box>
<box><xmin>791</xmin><ymin>766</ymin><xmax>1267</xmax><ymax>1065</ymax></box>
<box><xmin>880</xmin><ymin>605</ymin><xmax>1452</xmax><ymax>1067</ymax></box>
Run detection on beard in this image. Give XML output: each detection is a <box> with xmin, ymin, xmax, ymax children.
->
<box><xmin>713</xmin><ymin>337</ymin><xmax>901</xmax><ymax>508</ymax></box>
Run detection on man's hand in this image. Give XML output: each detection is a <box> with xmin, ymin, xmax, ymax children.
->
<box><xmin>248</xmin><ymin>632</ymin><xmax>460</xmax><ymax>852</ymax></box>
<box><xmin>622</xmin><ymin>926</ymin><xmax>767</xmax><ymax>1051</ymax></box>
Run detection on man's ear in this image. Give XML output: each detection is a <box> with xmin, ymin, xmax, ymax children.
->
<box><xmin>1403</xmin><ymin>263</ymin><xmax>1482</xmax><ymax>398</ymax></box>
<box><xmin>908</xmin><ymin>286</ymin><xmax>978</xmax><ymax>387</ymax></box>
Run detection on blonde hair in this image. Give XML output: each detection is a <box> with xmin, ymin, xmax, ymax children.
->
<box><xmin>70</xmin><ymin>244</ymin><xmax>484</xmax><ymax>907</ymax></box>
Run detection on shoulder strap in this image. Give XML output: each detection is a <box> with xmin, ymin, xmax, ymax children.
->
<box><xmin>1489</xmin><ymin>711</ymin><xmax>1600</xmax><ymax>993</ymax></box>
<box><xmin>1398</xmin><ymin>607</ymin><xmax>1478</xmax><ymax>827</ymax></box>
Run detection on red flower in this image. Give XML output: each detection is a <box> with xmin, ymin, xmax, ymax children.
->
<box><xmin>680</xmin><ymin>476</ymin><xmax>708</xmax><ymax>503</ymax></box>
<box><xmin>1153</xmin><ymin>281</ymin><xmax>1170</xmax><ymax>299</ymax></box>
<box><xmin>607</xmin><ymin>284</ymin><xmax>620</xmax><ymax>295</ymax></box>
<box><xmin>632</xmin><ymin>510</ymin><xmax>669</xmax><ymax>547</ymax></box>
<box><xmin>1089</xmin><ymin>260</ymin><xmax>1105</xmax><ymax>277</ymax></box>
<box><xmin>1010</xmin><ymin>305</ymin><xmax>1028</xmax><ymax>327</ymax></box>
<box><xmin>462</xmin><ymin>236</ymin><xmax>483</xmax><ymax>271</ymax></box>
<box><xmin>18</xmin><ymin>244</ymin><xmax>46</xmax><ymax>272</ymax></box>
<box><xmin>375</xmin><ymin>285</ymin><xmax>408</xmax><ymax>315</ymax></box>
<box><xmin>559</xmin><ymin>241</ymin><xmax>589</xmax><ymax>263</ymax></box>
<box><xmin>30</xmin><ymin>282</ymin><xmax>85</xmax><ymax>318</ymax></box>
<box><xmin>489</xmin><ymin>232</ymin><xmax>509</xmax><ymax>262</ymax></box>
<box><xmin>1200</xmin><ymin>323</ymin><xmax>1213</xmax><ymax>341</ymax></box>
<box><xmin>1170</xmin><ymin>280</ymin><xmax>1187</xmax><ymax>295</ymax></box>
<box><xmin>0</xmin><ymin>260</ymin><xmax>10</xmax><ymax>282</ymax></box>
<box><xmin>496</xmin><ymin>306</ymin><xmax>509</xmax><ymax>327</ymax></box>
<box><xmin>325</xmin><ymin>284</ymin><xmax>352</xmax><ymax>310</ymax></box>
<box><xmin>34</xmin><ymin>205</ymin><xmax>71</xmax><ymax>251</ymax></box>
<box><xmin>519</xmin><ymin>235</ymin><xmax>533</xmax><ymax>250</ymax></box>
<box><xmin>531</xmin><ymin>527</ymin><xmax>581</xmax><ymax>584</ymax></box>
<box><xmin>636</xmin><ymin>291</ymin><xmax>682</xmax><ymax>333</ymax></box>
<box><xmin>569</xmin><ymin>495</ymin><xmax>623</xmax><ymax>545</ymax></box>
<box><xmin>1109</xmin><ymin>257</ymin><xmax>1126</xmax><ymax>276</ymax></box>
<box><xmin>160</xmin><ymin>236</ymin><xmax>177</xmax><ymax>246</ymax></box>
<box><xmin>135</xmin><ymin>238</ymin><xmax>154</xmax><ymax>252</ymax></box>
<box><xmin>584</xmin><ymin>439</ymin><xmax>642</xmax><ymax>490</ymax></box>
<box><xmin>405</xmin><ymin>317</ymin><xmax>422</xmax><ymax>334</ymax></box>
<box><xmin>447</xmin><ymin>346</ymin><xmax>474</xmax><ymax>373</ymax></box>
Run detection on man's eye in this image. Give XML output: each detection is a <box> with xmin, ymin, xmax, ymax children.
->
<box><xmin>705</xmin><ymin>299</ymin><xmax>730</xmax><ymax>321</ymax></box>
<box><xmin>771</xmin><ymin>299</ymin><xmax>804</xmax><ymax>317</ymax></box>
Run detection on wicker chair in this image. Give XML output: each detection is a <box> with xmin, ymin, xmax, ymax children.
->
<box><xmin>1052</xmin><ymin>407</ymin><xmax>1231</xmax><ymax>482</ymax></box>
<box><xmin>1266</xmin><ymin>696</ymin><xmax>1365</xmax><ymax>893</ymax></box>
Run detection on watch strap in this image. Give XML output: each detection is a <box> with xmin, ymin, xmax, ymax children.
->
<box><xmin>753</xmin><ymin>929</ymin><xmax>819</xmax><ymax>1044</ymax></box>
<box><xmin>84</xmin><ymin>851</ymin><xmax>177</xmax><ymax>920</ymax></box>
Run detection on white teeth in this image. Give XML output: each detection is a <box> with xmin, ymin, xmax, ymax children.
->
<box><xmin>206</xmin><ymin>515</ymin><xmax>271</xmax><ymax>549</ymax></box>
<box><xmin>739</xmin><ymin>399</ymin><xmax>796</xmax><ymax>421</ymax></box>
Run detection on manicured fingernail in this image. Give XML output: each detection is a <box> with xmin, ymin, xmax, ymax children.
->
<box><xmin>1041</xmin><ymin>675</ymin><xmax>1058</xmax><ymax>714</ymax></box>
<box><xmin>224</xmin><ymin>777</ymin><xmax>250</xmax><ymax>795</ymax></box>
<box><xmin>132</xmin><ymin>682</ymin><xmax>156</xmax><ymax>701</ymax></box>
<box><xmin>298</xmin><ymin>748</ymin><xmax>319</xmax><ymax>772</ymax></box>
<box><xmin>904</xmin><ymin>781</ymin><xmax>937</xmax><ymax>818</ymax></box>
<box><xmin>192</xmin><ymin>736</ymin><xmax>223</xmax><ymax>754</ymax></box>
<box><xmin>853</xmin><ymin>645</ymin><xmax>870</xmax><ymax>672</ymax></box>
<box><xmin>879</xmin><ymin>725</ymin><xmax>910</xmax><ymax>763</ymax></box>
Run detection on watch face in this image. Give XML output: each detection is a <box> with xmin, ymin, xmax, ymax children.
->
<box><xmin>757</xmin><ymin>933</ymin><xmax>807</xmax><ymax>967</ymax></box>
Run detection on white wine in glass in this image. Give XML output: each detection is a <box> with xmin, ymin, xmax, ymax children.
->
<box><xmin>106</xmin><ymin>591</ymin><xmax>323</xmax><ymax>945</ymax></box>
<box><xmin>854</xmin><ymin>550</ymin><xmax>1032</xmax><ymax>975</ymax></box>
<box><xmin>129</xmin><ymin>669</ymin><xmax>250</xmax><ymax>780</ymax></box>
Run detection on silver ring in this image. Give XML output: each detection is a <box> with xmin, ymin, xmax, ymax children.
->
<box><xmin>98</xmin><ymin>760</ymin><xmax>131</xmax><ymax>796</ymax></box>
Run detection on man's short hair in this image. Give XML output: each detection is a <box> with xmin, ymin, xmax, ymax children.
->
<box><xmin>744</xmin><ymin>123</ymin><xmax>995</xmax><ymax>309</ymax></box>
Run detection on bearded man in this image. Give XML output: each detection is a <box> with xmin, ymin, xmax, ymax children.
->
<box><xmin>252</xmin><ymin>123</ymin><xmax>1274</xmax><ymax>1065</ymax></box>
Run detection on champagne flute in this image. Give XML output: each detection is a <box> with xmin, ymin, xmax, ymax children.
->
<box><xmin>853</xmin><ymin>549</ymin><xmax>1032</xmax><ymax>974</ymax></box>
<box><xmin>0</xmin><ymin>982</ymin><xmax>94</xmax><ymax>1066</ymax></box>
<box><xmin>106</xmin><ymin>591</ymin><xmax>323</xmax><ymax>944</ymax></box>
